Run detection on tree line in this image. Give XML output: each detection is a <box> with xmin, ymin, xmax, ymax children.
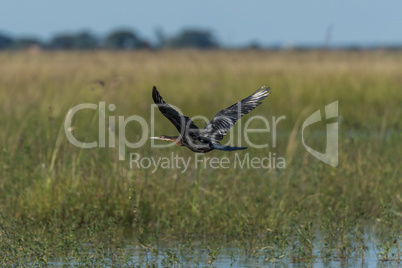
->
<box><xmin>1</xmin><ymin>28</ymin><xmax>401</xmax><ymax>51</ymax></box>
<box><xmin>0</xmin><ymin>28</ymin><xmax>219</xmax><ymax>50</ymax></box>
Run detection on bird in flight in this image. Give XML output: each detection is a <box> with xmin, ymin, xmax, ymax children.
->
<box><xmin>151</xmin><ymin>86</ymin><xmax>271</xmax><ymax>153</ymax></box>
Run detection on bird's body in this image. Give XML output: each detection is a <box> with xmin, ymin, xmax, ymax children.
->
<box><xmin>151</xmin><ymin>86</ymin><xmax>271</xmax><ymax>153</ymax></box>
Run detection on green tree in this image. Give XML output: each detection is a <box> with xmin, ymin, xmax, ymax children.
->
<box><xmin>48</xmin><ymin>32</ymin><xmax>98</xmax><ymax>50</ymax></box>
<box><xmin>49</xmin><ymin>34</ymin><xmax>75</xmax><ymax>49</ymax></box>
<box><xmin>167</xmin><ymin>29</ymin><xmax>219</xmax><ymax>49</ymax></box>
<box><xmin>73</xmin><ymin>32</ymin><xmax>98</xmax><ymax>50</ymax></box>
<box><xmin>104</xmin><ymin>29</ymin><xmax>149</xmax><ymax>49</ymax></box>
<box><xmin>0</xmin><ymin>33</ymin><xmax>13</xmax><ymax>49</ymax></box>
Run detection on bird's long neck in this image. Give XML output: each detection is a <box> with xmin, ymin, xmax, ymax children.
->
<box><xmin>164</xmin><ymin>135</ymin><xmax>182</xmax><ymax>146</ymax></box>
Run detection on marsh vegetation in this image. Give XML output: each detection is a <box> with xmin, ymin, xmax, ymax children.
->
<box><xmin>0</xmin><ymin>50</ymin><xmax>400</xmax><ymax>266</ymax></box>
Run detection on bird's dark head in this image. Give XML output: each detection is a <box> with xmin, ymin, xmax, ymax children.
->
<box><xmin>150</xmin><ymin>135</ymin><xmax>182</xmax><ymax>145</ymax></box>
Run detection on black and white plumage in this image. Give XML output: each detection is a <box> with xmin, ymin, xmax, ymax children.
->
<box><xmin>151</xmin><ymin>86</ymin><xmax>271</xmax><ymax>153</ymax></box>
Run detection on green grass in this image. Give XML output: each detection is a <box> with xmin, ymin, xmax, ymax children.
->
<box><xmin>0</xmin><ymin>50</ymin><xmax>401</xmax><ymax>266</ymax></box>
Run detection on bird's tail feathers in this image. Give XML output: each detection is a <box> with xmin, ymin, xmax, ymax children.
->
<box><xmin>211</xmin><ymin>144</ymin><xmax>247</xmax><ymax>151</ymax></box>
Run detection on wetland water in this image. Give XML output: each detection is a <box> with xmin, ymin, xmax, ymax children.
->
<box><xmin>46</xmin><ymin>249</ymin><xmax>397</xmax><ymax>267</ymax></box>
<box><xmin>44</xmin><ymin>239</ymin><xmax>400</xmax><ymax>267</ymax></box>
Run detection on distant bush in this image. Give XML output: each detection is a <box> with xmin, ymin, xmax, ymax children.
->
<box><xmin>11</xmin><ymin>38</ymin><xmax>42</xmax><ymax>49</ymax></box>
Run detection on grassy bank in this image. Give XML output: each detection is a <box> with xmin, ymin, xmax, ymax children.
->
<box><xmin>0</xmin><ymin>50</ymin><xmax>400</xmax><ymax>265</ymax></box>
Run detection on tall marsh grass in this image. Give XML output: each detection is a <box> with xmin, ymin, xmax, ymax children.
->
<box><xmin>0</xmin><ymin>50</ymin><xmax>400</xmax><ymax>265</ymax></box>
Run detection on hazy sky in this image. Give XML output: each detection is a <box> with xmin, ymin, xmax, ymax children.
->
<box><xmin>1</xmin><ymin>1</ymin><xmax>401</xmax><ymax>47</ymax></box>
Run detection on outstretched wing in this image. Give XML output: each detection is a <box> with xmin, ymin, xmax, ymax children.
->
<box><xmin>152</xmin><ymin>86</ymin><xmax>199</xmax><ymax>135</ymax></box>
<box><xmin>200</xmin><ymin>86</ymin><xmax>270</xmax><ymax>143</ymax></box>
